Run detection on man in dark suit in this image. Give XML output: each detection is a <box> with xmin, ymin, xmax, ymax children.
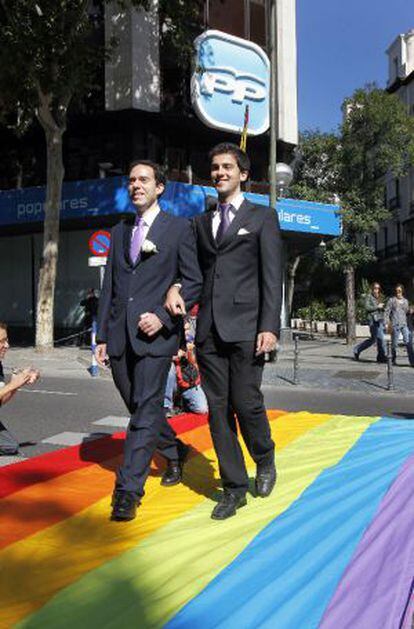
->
<box><xmin>166</xmin><ymin>143</ymin><xmax>282</xmax><ymax>520</ymax></box>
<box><xmin>96</xmin><ymin>160</ymin><xmax>202</xmax><ymax>521</ymax></box>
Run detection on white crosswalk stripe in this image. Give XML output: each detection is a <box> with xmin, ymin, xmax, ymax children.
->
<box><xmin>93</xmin><ymin>416</ymin><xmax>129</xmax><ymax>428</ymax></box>
<box><xmin>0</xmin><ymin>454</ymin><xmax>27</xmax><ymax>467</ymax></box>
<box><xmin>41</xmin><ymin>432</ymin><xmax>104</xmax><ymax>446</ymax></box>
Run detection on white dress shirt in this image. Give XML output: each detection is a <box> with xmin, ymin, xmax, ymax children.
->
<box><xmin>132</xmin><ymin>204</ymin><xmax>160</xmax><ymax>241</ymax></box>
<box><xmin>212</xmin><ymin>193</ymin><xmax>245</xmax><ymax>238</ymax></box>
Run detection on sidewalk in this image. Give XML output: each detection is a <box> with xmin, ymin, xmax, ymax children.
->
<box><xmin>5</xmin><ymin>346</ymin><xmax>112</xmax><ymax>379</ymax></box>
<box><xmin>5</xmin><ymin>335</ymin><xmax>414</xmax><ymax>396</ymax></box>
<box><xmin>263</xmin><ymin>335</ymin><xmax>414</xmax><ymax>396</ymax></box>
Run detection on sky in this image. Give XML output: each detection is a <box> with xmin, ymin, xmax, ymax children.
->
<box><xmin>297</xmin><ymin>0</ymin><xmax>413</xmax><ymax>133</ymax></box>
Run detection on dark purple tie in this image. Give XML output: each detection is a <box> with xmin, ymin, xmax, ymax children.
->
<box><xmin>130</xmin><ymin>214</ymin><xmax>145</xmax><ymax>263</ymax></box>
<box><xmin>216</xmin><ymin>203</ymin><xmax>232</xmax><ymax>243</ymax></box>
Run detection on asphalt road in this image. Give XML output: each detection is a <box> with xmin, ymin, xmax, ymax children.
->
<box><xmin>1</xmin><ymin>375</ymin><xmax>126</xmax><ymax>459</ymax></box>
<box><xmin>2</xmin><ymin>373</ymin><xmax>414</xmax><ymax>463</ymax></box>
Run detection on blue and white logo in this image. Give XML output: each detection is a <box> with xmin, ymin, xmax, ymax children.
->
<box><xmin>191</xmin><ymin>30</ymin><xmax>270</xmax><ymax>136</ymax></box>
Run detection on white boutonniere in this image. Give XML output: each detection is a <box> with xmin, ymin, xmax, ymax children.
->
<box><xmin>141</xmin><ymin>239</ymin><xmax>158</xmax><ymax>255</ymax></box>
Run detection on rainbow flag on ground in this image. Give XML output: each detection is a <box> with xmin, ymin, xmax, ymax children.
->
<box><xmin>1</xmin><ymin>410</ymin><xmax>413</xmax><ymax>628</ymax></box>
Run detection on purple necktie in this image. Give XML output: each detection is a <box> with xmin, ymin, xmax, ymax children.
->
<box><xmin>216</xmin><ymin>203</ymin><xmax>232</xmax><ymax>243</ymax></box>
<box><xmin>130</xmin><ymin>215</ymin><xmax>145</xmax><ymax>263</ymax></box>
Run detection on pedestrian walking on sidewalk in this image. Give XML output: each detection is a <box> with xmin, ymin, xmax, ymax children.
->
<box><xmin>384</xmin><ymin>284</ymin><xmax>414</xmax><ymax>367</ymax></box>
<box><xmin>353</xmin><ymin>282</ymin><xmax>387</xmax><ymax>363</ymax></box>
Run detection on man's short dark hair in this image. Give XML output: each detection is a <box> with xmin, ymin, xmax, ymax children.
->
<box><xmin>128</xmin><ymin>159</ymin><xmax>166</xmax><ymax>187</ymax></box>
<box><xmin>209</xmin><ymin>143</ymin><xmax>251</xmax><ymax>174</ymax></box>
<box><xmin>0</xmin><ymin>322</ymin><xmax>7</xmax><ymax>332</ymax></box>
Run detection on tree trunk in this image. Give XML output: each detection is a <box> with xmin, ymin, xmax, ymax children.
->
<box><xmin>345</xmin><ymin>266</ymin><xmax>356</xmax><ymax>344</ymax></box>
<box><xmin>35</xmin><ymin>126</ymin><xmax>65</xmax><ymax>350</ymax></box>
<box><xmin>286</xmin><ymin>255</ymin><xmax>301</xmax><ymax>318</ymax></box>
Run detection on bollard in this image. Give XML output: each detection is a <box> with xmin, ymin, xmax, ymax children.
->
<box><xmin>88</xmin><ymin>318</ymin><xmax>99</xmax><ymax>377</ymax></box>
<box><xmin>386</xmin><ymin>339</ymin><xmax>395</xmax><ymax>391</ymax></box>
<box><xmin>293</xmin><ymin>335</ymin><xmax>299</xmax><ymax>385</ymax></box>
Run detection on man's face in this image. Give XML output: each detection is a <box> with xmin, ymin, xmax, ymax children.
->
<box><xmin>0</xmin><ymin>328</ymin><xmax>9</xmax><ymax>360</ymax></box>
<box><xmin>372</xmin><ymin>284</ymin><xmax>380</xmax><ymax>297</ymax></box>
<box><xmin>128</xmin><ymin>164</ymin><xmax>164</xmax><ymax>212</ymax></box>
<box><xmin>210</xmin><ymin>153</ymin><xmax>248</xmax><ymax>199</ymax></box>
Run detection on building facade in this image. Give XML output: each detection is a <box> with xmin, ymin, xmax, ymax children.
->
<box><xmin>0</xmin><ymin>0</ymin><xmax>304</xmax><ymax>340</ymax></box>
<box><xmin>0</xmin><ymin>0</ymin><xmax>298</xmax><ymax>192</ymax></box>
<box><xmin>368</xmin><ymin>29</ymin><xmax>414</xmax><ymax>286</ymax></box>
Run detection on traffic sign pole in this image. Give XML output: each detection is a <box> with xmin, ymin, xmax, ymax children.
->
<box><xmin>87</xmin><ymin>231</ymin><xmax>111</xmax><ymax>377</ymax></box>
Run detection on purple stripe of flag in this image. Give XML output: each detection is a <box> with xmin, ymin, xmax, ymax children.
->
<box><xmin>320</xmin><ymin>453</ymin><xmax>414</xmax><ymax>629</ymax></box>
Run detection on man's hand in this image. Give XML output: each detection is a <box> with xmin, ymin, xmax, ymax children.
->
<box><xmin>164</xmin><ymin>286</ymin><xmax>186</xmax><ymax>316</ymax></box>
<box><xmin>138</xmin><ymin>313</ymin><xmax>163</xmax><ymax>337</ymax></box>
<box><xmin>96</xmin><ymin>343</ymin><xmax>108</xmax><ymax>367</ymax></box>
<box><xmin>256</xmin><ymin>332</ymin><xmax>277</xmax><ymax>356</ymax></box>
<box><xmin>25</xmin><ymin>368</ymin><xmax>40</xmax><ymax>385</ymax></box>
<box><xmin>11</xmin><ymin>369</ymin><xmax>33</xmax><ymax>389</ymax></box>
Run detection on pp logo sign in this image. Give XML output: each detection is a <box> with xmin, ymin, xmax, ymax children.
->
<box><xmin>192</xmin><ymin>30</ymin><xmax>270</xmax><ymax>136</ymax></box>
<box><xmin>199</xmin><ymin>68</ymin><xmax>267</xmax><ymax>105</ymax></box>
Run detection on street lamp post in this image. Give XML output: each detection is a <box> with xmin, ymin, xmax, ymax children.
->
<box><xmin>268</xmin><ymin>1</ymin><xmax>296</xmax><ymax>343</ymax></box>
<box><xmin>275</xmin><ymin>162</ymin><xmax>294</xmax><ymax>197</ymax></box>
<box><xmin>268</xmin><ymin>0</ymin><xmax>278</xmax><ymax>210</ymax></box>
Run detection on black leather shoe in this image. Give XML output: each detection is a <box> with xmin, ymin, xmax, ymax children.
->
<box><xmin>161</xmin><ymin>443</ymin><xmax>190</xmax><ymax>487</ymax></box>
<box><xmin>211</xmin><ymin>492</ymin><xmax>247</xmax><ymax>520</ymax></box>
<box><xmin>111</xmin><ymin>490</ymin><xmax>139</xmax><ymax>521</ymax></box>
<box><xmin>255</xmin><ymin>465</ymin><xmax>277</xmax><ymax>498</ymax></box>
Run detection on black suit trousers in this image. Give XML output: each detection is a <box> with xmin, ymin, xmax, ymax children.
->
<box><xmin>197</xmin><ymin>327</ymin><xmax>275</xmax><ymax>495</ymax></box>
<box><xmin>110</xmin><ymin>345</ymin><xmax>179</xmax><ymax>498</ymax></box>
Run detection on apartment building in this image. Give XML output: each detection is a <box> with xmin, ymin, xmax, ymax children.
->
<box><xmin>370</xmin><ymin>29</ymin><xmax>414</xmax><ymax>283</ymax></box>
<box><xmin>0</xmin><ymin>0</ymin><xmax>298</xmax><ymax>191</ymax></box>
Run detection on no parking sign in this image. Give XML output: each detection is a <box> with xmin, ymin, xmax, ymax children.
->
<box><xmin>88</xmin><ymin>230</ymin><xmax>111</xmax><ymax>257</ymax></box>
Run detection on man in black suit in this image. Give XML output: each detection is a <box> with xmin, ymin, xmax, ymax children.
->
<box><xmin>166</xmin><ymin>143</ymin><xmax>282</xmax><ymax>520</ymax></box>
<box><xmin>96</xmin><ymin>160</ymin><xmax>202</xmax><ymax>521</ymax></box>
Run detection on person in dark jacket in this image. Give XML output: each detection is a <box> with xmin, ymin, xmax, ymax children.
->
<box><xmin>353</xmin><ymin>282</ymin><xmax>387</xmax><ymax>363</ymax></box>
<box><xmin>96</xmin><ymin>160</ymin><xmax>202</xmax><ymax>521</ymax></box>
<box><xmin>165</xmin><ymin>143</ymin><xmax>282</xmax><ymax>520</ymax></box>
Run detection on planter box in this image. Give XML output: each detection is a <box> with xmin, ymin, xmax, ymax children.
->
<box><xmin>355</xmin><ymin>324</ymin><xmax>370</xmax><ymax>338</ymax></box>
<box><xmin>325</xmin><ymin>322</ymin><xmax>338</xmax><ymax>336</ymax></box>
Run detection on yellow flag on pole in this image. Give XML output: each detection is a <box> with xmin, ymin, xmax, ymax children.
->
<box><xmin>240</xmin><ymin>105</ymin><xmax>249</xmax><ymax>152</ymax></box>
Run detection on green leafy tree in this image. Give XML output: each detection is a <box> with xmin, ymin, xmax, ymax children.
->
<box><xmin>324</xmin><ymin>85</ymin><xmax>414</xmax><ymax>343</ymax></box>
<box><xmin>289</xmin><ymin>129</ymin><xmax>341</xmax><ymax>204</ymax></box>
<box><xmin>286</xmin><ymin>130</ymin><xmax>340</xmax><ymax>316</ymax></box>
<box><xmin>0</xmin><ymin>0</ymin><xmax>202</xmax><ymax>350</ymax></box>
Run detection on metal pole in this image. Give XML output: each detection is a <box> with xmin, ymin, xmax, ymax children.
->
<box><xmin>386</xmin><ymin>340</ymin><xmax>395</xmax><ymax>391</ymax></box>
<box><xmin>293</xmin><ymin>334</ymin><xmax>299</xmax><ymax>385</ymax></box>
<box><xmin>99</xmin><ymin>265</ymin><xmax>105</xmax><ymax>289</ymax></box>
<box><xmin>88</xmin><ymin>318</ymin><xmax>99</xmax><ymax>378</ymax></box>
<box><xmin>268</xmin><ymin>0</ymin><xmax>278</xmax><ymax>210</ymax></box>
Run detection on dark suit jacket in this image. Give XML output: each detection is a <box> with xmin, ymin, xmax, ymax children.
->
<box><xmin>194</xmin><ymin>199</ymin><xmax>282</xmax><ymax>343</ymax></box>
<box><xmin>97</xmin><ymin>211</ymin><xmax>202</xmax><ymax>357</ymax></box>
